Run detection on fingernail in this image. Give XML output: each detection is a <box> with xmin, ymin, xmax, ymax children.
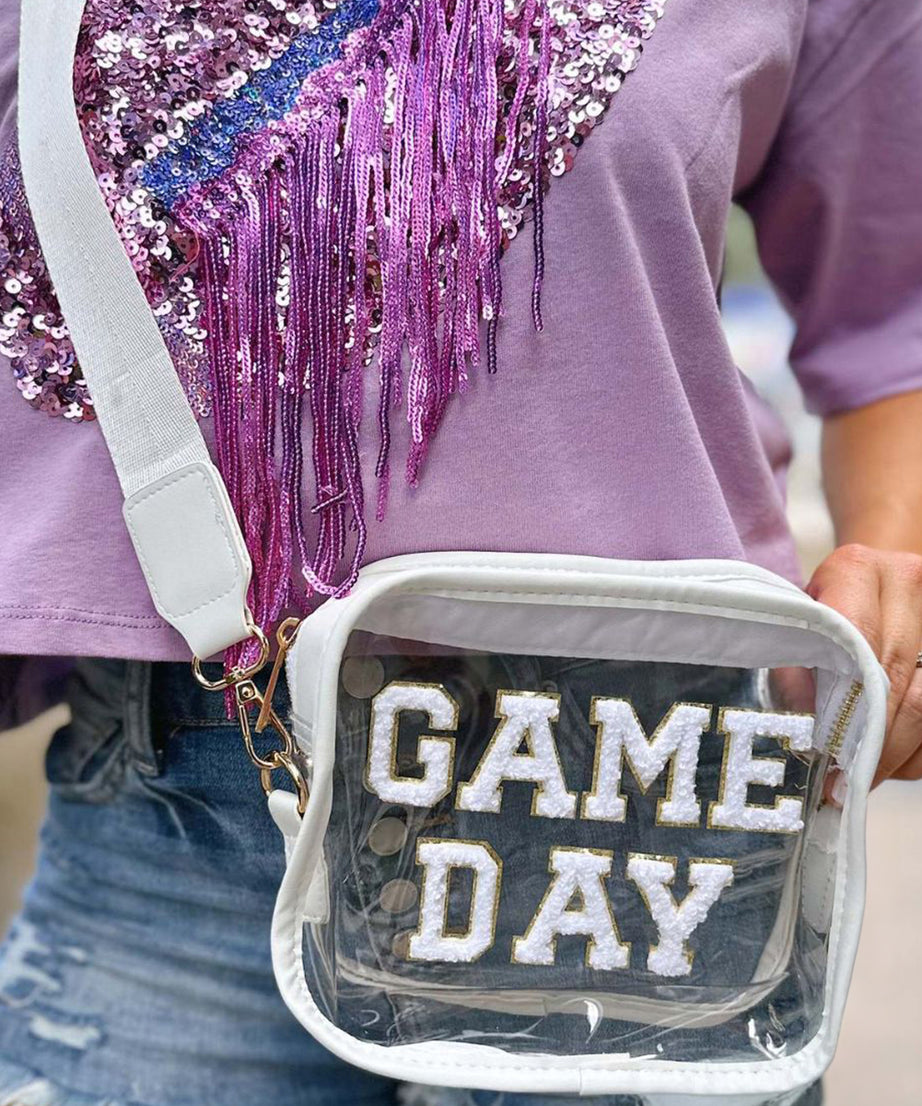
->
<box><xmin>831</xmin><ymin>774</ymin><xmax>848</xmax><ymax>808</ymax></box>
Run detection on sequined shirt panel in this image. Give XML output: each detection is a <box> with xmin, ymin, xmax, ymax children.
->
<box><xmin>1</xmin><ymin>0</ymin><xmax>921</xmax><ymax>664</ymax></box>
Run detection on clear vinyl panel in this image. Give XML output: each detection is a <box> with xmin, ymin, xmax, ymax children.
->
<box><xmin>302</xmin><ymin>624</ymin><xmax>850</xmax><ymax>1064</ymax></box>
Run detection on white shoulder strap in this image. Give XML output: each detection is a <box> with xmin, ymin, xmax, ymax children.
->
<box><xmin>17</xmin><ymin>0</ymin><xmax>254</xmax><ymax>659</ymax></box>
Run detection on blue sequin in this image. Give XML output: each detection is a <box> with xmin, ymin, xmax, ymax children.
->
<box><xmin>143</xmin><ymin>0</ymin><xmax>381</xmax><ymax>209</ymax></box>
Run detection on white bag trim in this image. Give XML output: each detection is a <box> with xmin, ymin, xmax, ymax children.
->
<box><xmin>272</xmin><ymin>552</ymin><xmax>888</xmax><ymax>1097</ymax></box>
<box><xmin>17</xmin><ymin>0</ymin><xmax>253</xmax><ymax>660</ymax></box>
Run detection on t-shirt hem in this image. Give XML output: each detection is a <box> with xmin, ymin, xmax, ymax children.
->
<box><xmin>0</xmin><ymin>607</ymin><xmax>192</xmax><ymax>662</ymax></box>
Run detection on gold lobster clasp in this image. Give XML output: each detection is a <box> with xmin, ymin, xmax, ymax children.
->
<box><xmin>235</xmin><ymin>678</ymin><xmax>309</xmax><ymax>814</ymax></box>
<box><xmin>191</xmin><ymin>615</ymin><xmax>308</xmax><ymax>814</ymax></box>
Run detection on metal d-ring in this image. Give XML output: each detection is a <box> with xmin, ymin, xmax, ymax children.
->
<box><xmin>190</xmin><ymin>619</ymin><xmax>270</xmax><ymax>691</ymax></box>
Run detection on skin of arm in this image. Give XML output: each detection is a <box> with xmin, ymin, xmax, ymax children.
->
<box><xmin>810</xmin><ymin>388</ymin><xmax>922</xmax><ymax>785</ymax></box>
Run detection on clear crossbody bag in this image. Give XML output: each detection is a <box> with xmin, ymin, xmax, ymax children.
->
<box><xmin>267</xmin><ymin>552</ymin><xmax>886</xmax><ymax>1101</ymax></box>
<box><xmin>18</xmin><ymin>2</ymin><xmax>888</xmax><ymax>1100</ymax></box>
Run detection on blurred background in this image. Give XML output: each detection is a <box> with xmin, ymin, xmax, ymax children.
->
<box><xmin>1</xmin><ymin>209</ymin><xmax>920</xmax><ymax>1103</ymax></box>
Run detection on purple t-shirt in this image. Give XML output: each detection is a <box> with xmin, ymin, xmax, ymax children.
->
<box><xmin>1</xmin><ymin>0</ymin><xmax>921</xmax><ymax>674</ymax></box>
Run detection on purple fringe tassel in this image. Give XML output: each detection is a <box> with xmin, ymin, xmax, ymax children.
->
<box><xmin>188</xmin><ymin>0</ymin><xmax>552</xmax><ymax>673</ymax></box>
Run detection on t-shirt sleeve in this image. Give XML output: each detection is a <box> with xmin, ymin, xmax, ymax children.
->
<box><xmin>739</xmin><ymin>1</ymin><xmax>922</xmax><ymax>416</ymax></box>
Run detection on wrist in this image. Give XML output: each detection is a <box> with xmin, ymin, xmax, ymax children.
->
<box><xmin>831</xmin><ymin>506</ymin><xmax>922</xmax><ymax>559</ymax></box>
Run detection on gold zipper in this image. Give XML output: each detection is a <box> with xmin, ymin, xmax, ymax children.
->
<box><xmin>825</xmin><ymin>679</ymin><xmax>864</xmax><ymax>761</ymax></box>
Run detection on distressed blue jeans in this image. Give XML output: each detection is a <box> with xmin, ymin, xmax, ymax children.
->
<box><xmin>0</xmin><ymin>660</ymin><xmax>823</xmax><ymax>1106</ymax></box>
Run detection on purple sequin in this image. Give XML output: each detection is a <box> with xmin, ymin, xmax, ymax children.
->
<box><xmin>0</xmin><ymin>0</ymin><xmax>668</xmax><ymax>663</ymax></box>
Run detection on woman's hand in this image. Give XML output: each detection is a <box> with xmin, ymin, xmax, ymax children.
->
<box><xmin>818</xmin><ymin>390</ymin><xmax>922</xmax><ymax>789</ymax></box>
<box><xmin>808</xmin><ymin>542</ymin><xmax>922</xmax><ymax>785</ymax></box>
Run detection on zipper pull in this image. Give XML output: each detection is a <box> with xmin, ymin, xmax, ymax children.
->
<box><xmin>255</xmin><ymin>616</ymin><xmax>302</xmax><ymax>733</ymax></box>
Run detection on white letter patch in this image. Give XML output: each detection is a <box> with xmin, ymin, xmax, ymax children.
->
<box><xmin>708</xmin><ymin>708</ymin><xmax>815</xmax><ymax>833</ymax></box>
<box><xmin>409</xmin><ymin>839</ymin><xmax>502</xmax><ymax>963</ymax></box>
<box><xmin>456</xmin><ymin>691</ymin><xmax>577</xmax><ymax>818</ymax></box>
<box><xmin>512</xmin><ymin>847</ymin><xmax>630</xmax><ymax>970</ymax></box>
<box><xmin>365</xmin><ymin>682</ymin><xmax>459</xmax><ymax>807</ymax></box>
<box><xmin>582</xmin><ymin>699</ymin><xmax>710</xmax><ymax>826</ymax></box>
<box><xmin>626</xmin><ymin>853</ymin><xmax>734</xmax><ymax>977</ymax></box>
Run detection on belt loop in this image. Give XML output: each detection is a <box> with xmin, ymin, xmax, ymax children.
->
<box><xmin>123</xmin><ymin>660</ymin><xmax>157</xmax><ymax>776</ymax></box>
